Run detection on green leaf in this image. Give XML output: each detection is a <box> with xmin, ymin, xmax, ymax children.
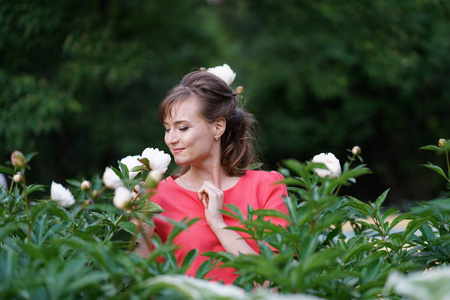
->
<box><xmin>252</xmin><ymin>209</ymin><xmax>290</xmax><ymax>220</ymax></box>
<box><xmin>282</xmin><ymin>159</ymin><xmax>305</xmax><ymax>177</ymax></box>
<box><xmin>375</xmin><ymin>189</ymin><xmax>390</xmax><ymax>209</ymax></box>
<box><xmin>19</xmin><ymin>243</ymin><xmax>46</xmax><ymax>260</ymax></box>
<box><xmin>343</xmin><ymin>242</ymin><xmax>375</xmax><ymax>263</ymax></box>
<box><xmin>46</xmin><ymin>202</ymin><xmax>74</xmax><ymax>222</ymax></box>
<box><xmin>135</xmin><ymin>200</ymin><xmax>165</xmax><ymax>214</ymax></box>
<box><xmin>387</xmin><ymin>213</ymin><xmax>411</xmax><ymax>233</ymax></box>
<box><xmin>421</xmin><ymin>163</ymin><xmax>448</xmax><ymax>180</ymax></box>
<box><xmin>117</xmin><ymin>161</ymin><xmax>129</xmax><ymax>180</ymax></box>
<box><xmin>420</xmin><ymin>145</ymin><xmax>442</xmax><ymax>151</ymax></box>
<box><xmin>138</xmin><ymin>158</ymin><xmax>151</xmax><ymax>171</ymax></box>
<box><xmin>222</xmin><ymin>204</ymin><xmax>245</xmax><ymax>221</ymax></box>
<box><xmin>66</xmin><ymin>179</ymin><xmax>81</xmax><ymax>188</ymax></box>
<box><xmin>25</xmin><ymin>184</ymin><xmax>46</xmax><ymax>196</ymax></box>
<box><xmin>131</xmin><ymin>165</ymin><xmax>147</xmax><ymax>173</ymax></box>
<box><xmin>67</xmin><ymin>272</ymin><xmax>108</xmax><ymax>292</ymax></box>
<box><xmin>0</xmin><ymin>165</ymin><xmax>14</xmax><ymax>175</ymax></box>
<box><xmin>119</xmin><ymin>221</ymin><xmax>138</xmax><ymax>235</ymax></box>
<box><xmin>181</xmin><ymin>249</ymin><xmax>198</xmax><ymax>268</ymax></box>
<box><xmin>381</xmin><ymin>207</ymin><xmax>399</xmax><ymax>223</ymax></box>
<box><xmin>24</xmin><ymin>152</ymin><xmax>38</xmax><ymax>163</ymax></box>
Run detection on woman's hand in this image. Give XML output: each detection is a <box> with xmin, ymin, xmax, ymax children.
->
<box><xmin>197</xmin><ymin>180</ymin><xmax>258</xmax><ymax>256</ymax></box>
<box><xmin>198</xmin><ymin>181</ymin><xmax>226</xmax><ymax>229</ymax></box>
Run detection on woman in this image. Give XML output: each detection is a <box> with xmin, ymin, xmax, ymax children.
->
<box><xmin>136</xmin><ymin>68</ymin><xmax>288</xmax><ymax>284</ymax></box>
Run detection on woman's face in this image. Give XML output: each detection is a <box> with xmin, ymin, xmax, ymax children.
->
<box><xmin>163</xmin><ymin>96</ymin><xmax>218</xmax><ymax>167</ymax></box>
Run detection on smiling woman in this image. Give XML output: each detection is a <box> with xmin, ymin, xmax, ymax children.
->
<box><xmin>134</xmin><ymin>67</ymin><xmax>289</xmax><ymax>284</ymax></box>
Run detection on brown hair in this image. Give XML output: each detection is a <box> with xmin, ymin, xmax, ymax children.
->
<box><xmin>158</xmin><ymin>70</ymin><xmax>257</xmax><ymax>176</ymax></box>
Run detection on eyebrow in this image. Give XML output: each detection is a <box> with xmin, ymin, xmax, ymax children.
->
<box><xmin>163</xmin><ymin>120</ymin><xmax>192</xmax><ymax>126</ymax></box>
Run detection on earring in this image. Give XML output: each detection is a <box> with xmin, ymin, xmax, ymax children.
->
<box><xmin>215</xmin><ymin>137</ymin><xmax>219</xmax><ymax>141</ymax></box>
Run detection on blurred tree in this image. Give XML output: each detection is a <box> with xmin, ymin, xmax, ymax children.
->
<box><xmin>1</xmin><ymin>0</ymin><xmax>449</xmax><ymax>205</ymax></box>
<box><xmin>210</xmin><ymin>0</ymin><xmax>450</xmax><ymax>204</ymax></box>
<box><xmin>0</xmin><ymin>0</ymin><xmax>228</xmax><ymax>185</ymax></box>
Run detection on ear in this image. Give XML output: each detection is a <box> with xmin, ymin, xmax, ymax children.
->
<box><xmin>213</xmin><ymin>118</ymin><xmax>226</xmax><ymax>140</ymax></box>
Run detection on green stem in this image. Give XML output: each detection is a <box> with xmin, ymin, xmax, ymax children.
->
<box><xmin>445</xmin><ymin>150</ymin><xmax>449</xmax><ymax>180</ymax></box>
<box><xmin>102</xmin><ymin>191</ymin><xmax>141</xmax><ymax>246</ymax></box>
<box><xmin>372</xmin><ymin>216</ymin><xmax>395</xmax><ymax>263</ymax></box>
<box><xmin>22</xmin><ymin>176</ymin><xmax>31</xmax><ymax>242</ymax></box>
<box><xmin>335</xmin><ymin>154</ymin><xmax>356</xmax><ymax>196</ymax></box>
<box><xmin>126</xmin><ymin>190</ymin><xmax>156</xmax><ymax>255</ymax></box>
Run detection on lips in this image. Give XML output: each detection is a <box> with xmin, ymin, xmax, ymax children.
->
<box><xmin>171</xmin><ymin>148</ymin><xmax>184</xmax><ymax>154</ymax></box>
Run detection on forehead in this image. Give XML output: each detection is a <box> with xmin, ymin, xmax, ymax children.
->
<box><xmin>165</xmin><ymin>96</ymin><xmax>202</xmax><ymax>123</ymax></box>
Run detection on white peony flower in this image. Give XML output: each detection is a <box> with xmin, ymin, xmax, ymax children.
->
<box><xmin>113</xmin><ymin>186</ymin><xmax>133</xmax><ymax>210</ymax></box>
<box><xmin>0</xmin><ymin>173</ymin><xmax>7</xmax><ymax>194</ymax></box>
<box><xmin>207</xmin><ymin>64</ymin><xmax>236</xmax><ymax>86</ymax></box>
<box><xmin>383</xmin><ymin>267</ymin><xmax>450</xmax><ymax>300</ymax></box>
<box><xmin>120</xmin><ymin>155</ymin><xmax>142</xmax><ymax>179</ymax></box>
<box><xmin>312</xmin><ymin>152</ymin><xmax>341</xmax><ymax>178</ymax></box>
<box><xmin>145</xmin><ymin>274</ymin><xmax>320</xmax><ymax>300</ymax></box>
<box><xmin>102</xmin><ymin>167</ymin><xmax>123</xmax><ymax>189</ymax></box>
<box><xmin>51</xmin><ymin>181</ymin><xmax>75</xmax><ymax>208</ymax></box>
<box><xmin>141</xmin><ymin>147</ymin><xmax>171</xmax><ymax>173</ymax></box>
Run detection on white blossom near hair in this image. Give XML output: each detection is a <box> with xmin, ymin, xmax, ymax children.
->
<box><xmin>50</xmin><ymin>181</ymin><xmax>75</xmax><ymax>208</ymax></box>
<box><xmin>102</xmin><ymin>167</ymin><xmax>123</xmax><ymax>189</ymax></box>
<box><xmin>207</xmin><ymin>64</ymin><xmax>236</xmax><ymax>86</ymax></box>
<box><xmin>113</xmin><ymin>186</ymin><xmax>133</xmax><ymax>210</ymax></box>
<box><xmin>141</xmin><ymin>147</ymin><xmax>171</xmax><ymax>173</ymax></box>
<box><xmin>383</xmin><ymin>267</ymin><xmax>450</xmax><ymax>300</ymax></box>
<box><xmin>120</xmin><ymin>155</ymin><xmax>142</xmax><ymax>179</ymax></box>
<box><xmin>312</xmin><ymin>152</ymin><xmax>342</xmax><ymax>178</ymax></box>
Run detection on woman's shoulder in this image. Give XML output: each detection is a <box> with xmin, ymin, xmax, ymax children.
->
<box><xmin>244</xmin><ymin>169</ymin><xmax>284</xmax><ymax>182</ymax></box>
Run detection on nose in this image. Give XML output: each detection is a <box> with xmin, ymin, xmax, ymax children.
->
<box><xmin>165</xmin><ymin>130</ymin><xmax>179</xmax><ymax>145</ymax></box>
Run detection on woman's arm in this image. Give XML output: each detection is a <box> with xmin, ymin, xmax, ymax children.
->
<box><xmin>198</xmin><ymin>180</ymin><xmax>258</xmax><ymax>256</ymax></box>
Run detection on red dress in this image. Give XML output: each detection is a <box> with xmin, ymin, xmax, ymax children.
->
<box><xmin>151</xmin><ymin>170</ymin><xmax>289</xmax><ymax>284</ymax></box>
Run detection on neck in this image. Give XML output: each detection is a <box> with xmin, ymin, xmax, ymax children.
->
<box><xmin>187</xmin><ymin>165</ymin><xmax>229</xmax><ymax>189</ymax></box>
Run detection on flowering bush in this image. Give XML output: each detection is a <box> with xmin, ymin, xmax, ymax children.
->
<box><xmin>0</xmin><ymin>140</ymin><xmax>449</xmax><ymax>299</ymax></box>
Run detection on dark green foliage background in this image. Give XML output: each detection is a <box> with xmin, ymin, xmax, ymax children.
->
<box><xmin>1</xmin><ymin>0</ymin><xmax>449</xmax><ymax>205</ymax></box>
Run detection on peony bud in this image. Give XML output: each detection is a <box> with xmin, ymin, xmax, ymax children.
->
<box><xmin>11</xmin><ymin>150</ymin><xmax>26</xmax><ymax>168</ymax></box>
<box><xmin>113</xmin><ymin>186</ymin><xmax>133</xmax><ymax>210</ymax></box>
<box><xmin>438</xmin><ymin>138</ymin><xmax>447</xmax><ymax>147</ymax></box>
<box><xmin>13</xmin><ymin>173</ymin><xmax>22</xmax><ymax>183</ymax></box>
<box><xmin>145</xmin><ymin>170</ymin><xmax>163</xmax><ymax>188</ymax></box>
<box><xmin>85</xmin><ymin>199</ymin><xmax>93</xmax><ymax>205</ymax></box>
<box><xmin>351</xmin><ymin>146</ymin><xmax>362</xmax><ymax>155</ymax></box>
<box><xmin>312</xmin><ymin>153</ymin><xmax>342</xmax><ymax>178</ymax></box>
<box><xmin>199</xmin><ymin>67</ymin><xmax>207</xmax><ymax>72</ymax></box>
<box><xmin>149</xmin><ymin>170</ymin><xmax>163</xmax><ymax>183</ymax></box>
<box><xmin>236</xmin><ymin>86</ymin><xmax>244</xmax><ymax>95</ymax></box>
<box><xmin>133</xmin><ymin>184</ymin><xmax>141</xmax><ymax>194</ymax></box>
<box><xmin>92</xmin><ymin>189</ymin><xmax>100</xmax><ymax>199</ymax></box>
<box><xmin>81</xmin><ymin>180</ymin><xmax>91</xmax><ymax>191</ymax></box>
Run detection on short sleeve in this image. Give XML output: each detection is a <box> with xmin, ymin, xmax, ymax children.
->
<box><xmin>261</xmin><ymin>171</ymin><xmax>289</xmax><ymax>228</ymax></box>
